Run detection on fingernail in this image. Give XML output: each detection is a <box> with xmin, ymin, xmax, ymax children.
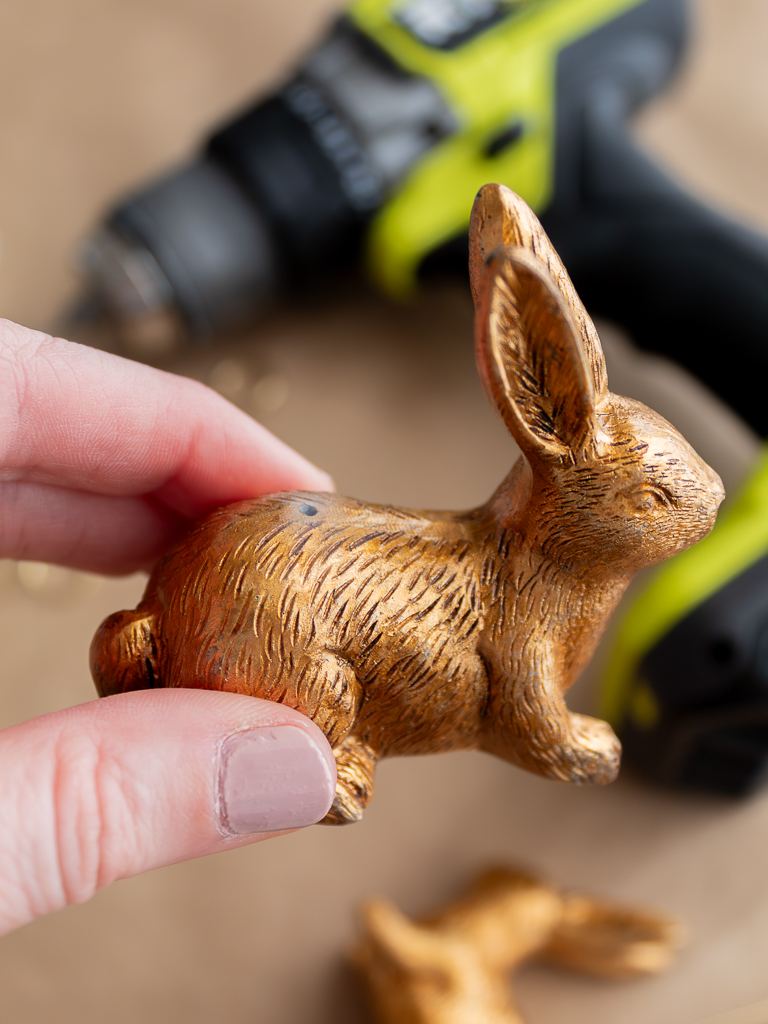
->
<box><xmin>217</xmin><ymin>726</ymin><xmax>336</xmax><ymax>835</ymax></box>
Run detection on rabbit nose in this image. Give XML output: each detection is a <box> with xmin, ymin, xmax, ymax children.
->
<box><xmin>708</xmin><ymin>468</ymin><xmax>725</xmax><ymax>506</ymax></box>
<box><xmin>702</xmin><ymin>465</ymin><xmax>725</xmax><ymax>513</ymax></box>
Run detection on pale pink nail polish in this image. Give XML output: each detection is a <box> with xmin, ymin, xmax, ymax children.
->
<box><xmin>218</xmin><ymin>725</ymin><xmax>336</xmax><ymax>835</ymax></box>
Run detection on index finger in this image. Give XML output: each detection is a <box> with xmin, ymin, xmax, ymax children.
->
<box><xmin>0</xmin><ymin>319</ymin><xmax>332</xmax><ymax>518</ymax></box>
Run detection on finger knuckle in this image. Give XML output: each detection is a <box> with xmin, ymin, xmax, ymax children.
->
<box><xmin>50</xmin><ymin>729</ymin><xmax>142</xmax><ymax>905</ymax></box>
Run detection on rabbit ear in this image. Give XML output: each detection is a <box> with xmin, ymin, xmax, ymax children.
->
<box><xmin>469</xmin><ymin>183</ymin><xmax>607</xmax><ymax>397</ymax></box>
<box><xmin>475</xmin><ymin>245</ymin><xmax>598</xmax><ymax>461</ymax></box>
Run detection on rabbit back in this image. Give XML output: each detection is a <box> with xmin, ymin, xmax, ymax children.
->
<box><xmin>107</xmin><ymin>491</ymin><xmax>496</xmax><ymax>755</ymax></box>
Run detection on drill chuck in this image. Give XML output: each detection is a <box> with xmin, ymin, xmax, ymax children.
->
<box><xmin>86</xmin><ymin>17</ymin><xmax>454</xmax><ymax>342</ymax></box>
<box><xmin>82</xmin><ymin>0</ymin><xmax>684</xmax><ymax>346</ymax></box>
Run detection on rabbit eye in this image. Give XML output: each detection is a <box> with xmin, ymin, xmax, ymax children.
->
<box><xmin>630</xmin><ymin>485</ymin><xmax>672</xmax><ymax>511</ymax></box>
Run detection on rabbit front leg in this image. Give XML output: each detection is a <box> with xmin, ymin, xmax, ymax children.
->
<box><xmin>322</xmin><ymin>735</ymin><xmax>378</xmax><ymax>825</ymax></box>
<box><xmin>481</xmin><ymin>644</ymin><xmax>620</xmax><ymax>785</ymax></box>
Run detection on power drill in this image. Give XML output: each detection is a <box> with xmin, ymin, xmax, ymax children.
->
<box><xmin>81</xmin><ymin>0</ymin><xmax>690</xmax><ymax>345</ymax></box>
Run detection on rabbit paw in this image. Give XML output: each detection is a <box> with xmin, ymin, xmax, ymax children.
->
<box><xmin>321</xmin><ymin>736</ymin><xmax>377</xmax><ymax>826</ymax></box>
<box><xmin>560</xmin><ymin>714</ymin><xmax>621</xmax><ymax>785</ymax></box>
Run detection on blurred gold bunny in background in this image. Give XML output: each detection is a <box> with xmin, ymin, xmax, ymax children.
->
<box><xmin>352</xmin><ymin>865</ymin><xmax>685</xmax><ymax>1024</ymax></box>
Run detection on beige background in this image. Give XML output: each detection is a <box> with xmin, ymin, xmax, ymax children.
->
<box><xmin>1</xmin><ymin>1</ymin><xmax>768</xmax><ymax>1022</ymax></box>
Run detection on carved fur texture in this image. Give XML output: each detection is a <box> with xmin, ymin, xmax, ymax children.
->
<box><xmin>91</xmin><ymin>185</ymin><xmax>724</xmax><ymax>824</ymax></box>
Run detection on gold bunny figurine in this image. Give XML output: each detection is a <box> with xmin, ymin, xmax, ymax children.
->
<box><xmin>91</xmin><ymin>184</ymin><xmax>724</xmax><ymax>824</ymax></box>
<box><xmin>351</xmin><ymin>866</ymin><xmax>685</xmax><ymax>1024</ymax></box>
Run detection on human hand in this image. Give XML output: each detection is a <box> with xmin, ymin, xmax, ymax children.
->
<box><xmin>0</xmin><ymin>319</ymin><xmax>337</xmax><ymax>936</ymax></box>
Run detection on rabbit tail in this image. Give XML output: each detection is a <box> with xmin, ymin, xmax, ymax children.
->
<box><xmin>90</xmin><ymin>608</ymin><xmax>159</xmax><ymax>696</ymax></box>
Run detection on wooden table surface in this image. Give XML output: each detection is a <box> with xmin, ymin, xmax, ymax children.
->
<box><xmin>1</xmin><ymin>1</ymin><xmax>768</xmax><ymax>1021</ymax></box>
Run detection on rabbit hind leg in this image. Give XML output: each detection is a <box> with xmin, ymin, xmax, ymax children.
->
<box><xmin>290</xmin><ymin>651</ymin><xmax>376</xmax><ymax>824</ymax></box>
<box><xmin>321</xmin><ymin>735</ymin><xmax>378</xmax><ymax>826</ymax></box>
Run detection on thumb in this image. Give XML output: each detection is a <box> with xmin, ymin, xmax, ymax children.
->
<box><xmin>0</xmin><ymin>689</ymin><xmax>336</xmax><ymax>936</ymax></box>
